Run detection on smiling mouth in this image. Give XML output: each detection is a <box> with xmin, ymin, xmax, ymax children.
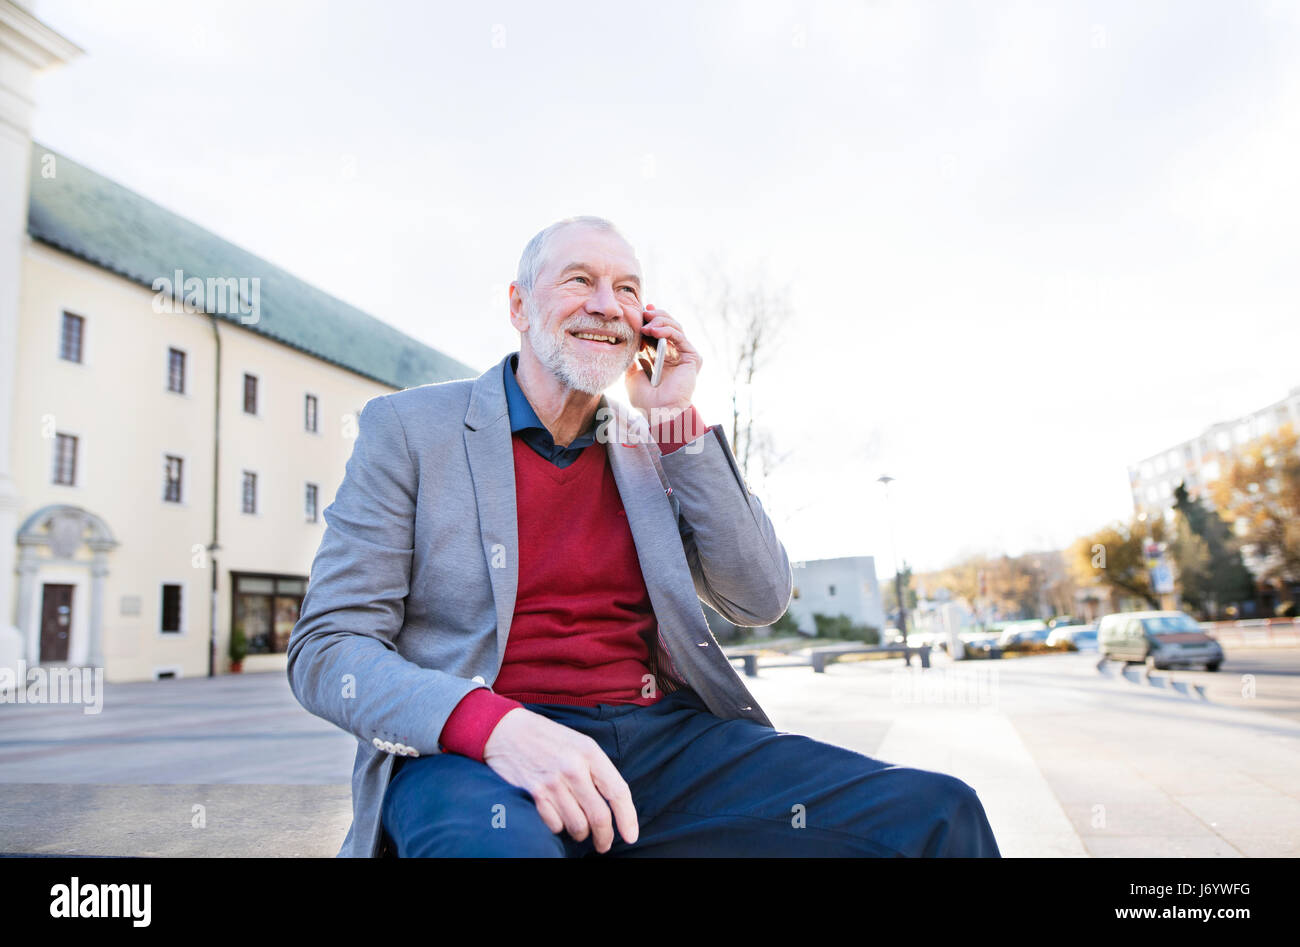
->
<box><xmin>569</xmin><ymin>330</ymin><xmax>626</xmax><ymax>345</ymax></box>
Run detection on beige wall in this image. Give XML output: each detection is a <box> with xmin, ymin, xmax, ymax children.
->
<box><xmin>11</xmin><ymin>239</ymin><xmax>399</xmax><ymax>681</ymax></box>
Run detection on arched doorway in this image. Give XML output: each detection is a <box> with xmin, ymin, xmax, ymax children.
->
<box><xmin>15</xmin><ymin>504</ymin><xmax>118</xmax><ymax>667</ymax></box>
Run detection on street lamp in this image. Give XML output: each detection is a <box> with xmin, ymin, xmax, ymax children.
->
<box><xmin>207</xmin><ymin>541</ymin><xmax>221</xmax><ymax>678</ymax></box>
<box><xmin>877</xmin><ymin>475</ymin><xmax>910</xmax><ymax>667</ymax></box>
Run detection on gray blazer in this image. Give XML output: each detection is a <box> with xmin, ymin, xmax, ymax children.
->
<box><xmin>287</xmin><ymin>351</ymin><xmax>793</xmax><ymax>857</ymax></box>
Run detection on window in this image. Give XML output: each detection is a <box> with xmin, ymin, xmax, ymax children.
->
<box><xmin>305</xmin><ymin>483</ymin><xmax>318</xmax><ymax>522</ymax></box>
<box><xmin>233</xmin><ymin>573</ymin><xmax>307</xmax><ymax>655</ymax></box>
<box><xmin>305</xmin><ymin>394</ymin><xmax>318</xmax><ymax>433</ymax></box>
<box><xmin>60</xmin><ymin>312</ymin><xmax>84</xmax><ymax>362</ymax></box>
<box><xmin>243</xmin><ymin>374</ymin><xmax>258</xmax><ymax>414</ymax></box>
<box><xmin>160</xmin><ymin>584</ymin><xmax>182</xmax><ymax>633</ymax></box>
<box><xmin>164</xmin><ymin>455</ymin><xmax>183</xmax><ymax>502</ymax></box>
<box><xmin>167</xmin><ymin>348</ymin><xmax>186</xmax><ymax>393</ymax></box>
<box><xmin>53</xmin><ymin>433</ymin><xmax>78</xmax><ymax>485</ymax></box>
<box><xmin>792</xmin><ymin>586</ymin><xmax>800</xmax><ymax>600</ymax></box>
<box><xmin>242</xmin><ymin>471</ymin><xmax>257</xmax><ymax>514</ymax></box>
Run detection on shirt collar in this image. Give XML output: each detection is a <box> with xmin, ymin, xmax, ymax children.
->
<box><xmin>503</xmin><ymin>352</ymin><xmax>598</xmax><ymax>447</ymax></box>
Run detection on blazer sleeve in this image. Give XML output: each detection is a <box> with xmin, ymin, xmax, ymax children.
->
<box><xmin>286</xmin><ymin>393</ymin><xmax>487</xmax><ymax>757</ymax></box>
<box><xmin>651</xmin><ymin>420</ymin><xmax>794</xmax><ymax>627</ymax></box>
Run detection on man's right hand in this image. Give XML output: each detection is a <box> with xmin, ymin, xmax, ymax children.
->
<box><xmin>482</xmin><ymin>707</ymin><xmax>639</xmax><ymax>853</ymax></box>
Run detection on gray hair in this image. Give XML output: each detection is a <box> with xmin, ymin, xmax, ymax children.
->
<box><xmin>515</xmin><ymin>216</ymin><xmax>633</xmax><ymax>295</ymax></box>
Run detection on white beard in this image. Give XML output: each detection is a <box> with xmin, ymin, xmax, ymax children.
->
<box><xmin>526</xmin><ymin>297</ymin><xmax>636</xmax><ymax>395</ymax></box>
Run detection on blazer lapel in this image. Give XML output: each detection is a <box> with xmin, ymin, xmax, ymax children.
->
<box><xmin>603</xmin><ymin>401</ymin><xmax>702</xmax><ymax>643</ymax></box>
<box><xmin>463</xmin><ymin>353</ymin><xmax>520</xmax><ymax>664</ymax></box>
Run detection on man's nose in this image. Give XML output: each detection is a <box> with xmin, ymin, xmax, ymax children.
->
<box><xmin>584</xmin><ymin>280</ymin><xmax>627</xmax><ymax>319</ymax></box>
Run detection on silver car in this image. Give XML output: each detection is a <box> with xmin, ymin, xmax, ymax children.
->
<box><xmin>1098</xmin><ymin>611</ymin><xmax>1223</xmax><ymax>671</ymax></box>
<box><xmin>1046</xmin><ymin>624</ymin><xmax>1098</xmax><ymax>651</ymax></box>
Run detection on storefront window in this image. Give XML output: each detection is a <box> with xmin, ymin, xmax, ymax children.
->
<box><xmin>233</xmin><ymin>573</ymin><xmax>305</xmax><ymax>654</ymax></box>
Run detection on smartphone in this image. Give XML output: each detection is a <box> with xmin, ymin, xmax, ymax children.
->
<box><xmin>639</xmin><ymin>310</ymin><xmax>667</xmax><ymax>387</ymax></box>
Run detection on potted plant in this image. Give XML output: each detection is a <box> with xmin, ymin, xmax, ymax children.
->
<box><xmin>230</xmin><ymin>621</ymin><xmax>247</xmax><ymax>673</ymax></box>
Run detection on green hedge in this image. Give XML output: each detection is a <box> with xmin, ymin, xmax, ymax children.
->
<box><xmin>812</xmin><ymin>612</ymin><xmax>880</xmax><ymax>644</ymax></box>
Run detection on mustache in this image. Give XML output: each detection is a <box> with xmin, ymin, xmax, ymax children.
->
<box><xmin>562</xmin><ymin>320</ymin><xmax>634</xmax><ymax>342</ymax></box>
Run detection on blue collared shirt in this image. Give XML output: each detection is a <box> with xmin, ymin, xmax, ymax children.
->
<box><xmin>503</xmin><ymin>353</ymin><xmax>598</xmax><ymax>469</ymax></box>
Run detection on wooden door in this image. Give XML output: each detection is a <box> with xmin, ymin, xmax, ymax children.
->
<box><xmin>40</xmin><ymin>584</ymin><xmax>75</xmax><ymax>662</ymax></box>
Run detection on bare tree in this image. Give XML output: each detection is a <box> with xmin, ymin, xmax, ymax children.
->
<box><xmin>690</xmin><ymin>253</ymin><xmax>794</xmax><ymax>485</ymax></box>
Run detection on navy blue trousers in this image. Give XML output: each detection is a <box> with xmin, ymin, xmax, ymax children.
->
<box><xmin>381</xmin><ymin>688</ymin><xmax>1000</xmax><ymax>857</ymax></box>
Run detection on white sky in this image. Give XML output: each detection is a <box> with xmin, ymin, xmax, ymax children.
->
<box><xmin>25</xmin><ymin>0</ymin><xmax>1300</xmax><ymax>574</ymax></box>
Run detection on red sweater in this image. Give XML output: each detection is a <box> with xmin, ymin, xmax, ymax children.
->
<box><xmin>437</xmin><ymin>405</ymin><xmax>705</xmax><ymax>762</ymax></box>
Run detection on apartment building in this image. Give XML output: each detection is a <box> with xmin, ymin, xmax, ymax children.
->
<box><xmin>1129</xmin><ymin>387</ymin><xmax>1300</xmax><ymax>517</ymax></box>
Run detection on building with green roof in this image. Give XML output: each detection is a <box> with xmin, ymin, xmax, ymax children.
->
<box><xmin>26</xmin><ymin>142</ymin><xmax>478</xmax><ymax>390</ymax></box>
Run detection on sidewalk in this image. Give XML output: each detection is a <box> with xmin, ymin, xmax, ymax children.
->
<box><xmin>738</xmin><ymin>654</ymin><xmax>1084</xmax><ymax>857</ymax></box>
<box><xmin>2</xmin><ymin>651</ymin><xmax>1298</xmax><ymax>856</ymax></box>
<box><xmin>741</xmin><ymin>651</ymin><xmax>1300</xmax><ymax>857</ymax></box>
<box><xmin>0</xmin><ymin>670</ymin><xmax>358</xmax><ymax>857</ymax></box>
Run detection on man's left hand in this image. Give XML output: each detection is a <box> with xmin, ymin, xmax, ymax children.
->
<box><xmin>624</xmin><ymin>304</ymin><xmax>701</xmax><ymax>417</ymax></box>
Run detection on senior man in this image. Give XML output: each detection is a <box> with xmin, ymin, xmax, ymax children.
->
<box><xmin>287</xmin><ymin>216</ymin><xmax>1001</xmax><ymax>858</ymax></box>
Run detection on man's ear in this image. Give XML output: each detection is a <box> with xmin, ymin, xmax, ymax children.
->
<box><xmin>508</xmin><ymin>283</ymin><xmax>530</xmax><ymax>333</ymax></box>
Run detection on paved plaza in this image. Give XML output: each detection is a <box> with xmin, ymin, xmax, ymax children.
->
<box><xmin>2</xmin><ymin>648</ymin><xmax>1298</xmax><ymax>857</ymax></box>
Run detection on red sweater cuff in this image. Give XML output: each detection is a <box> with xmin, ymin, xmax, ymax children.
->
<box><xmin>438</xmin><ymin>688</ymin><xmax>524</xmax><ymax>762</ymax></box>
<box><xmin>651</xmin><ymin>405</ymin><xmax>707</xmax><ymax>454</ymax></box>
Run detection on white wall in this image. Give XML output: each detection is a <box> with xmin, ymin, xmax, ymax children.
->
<box><xmin>786</xmin><ymin>556</ymin><xmax>884</xmax><ymax>635</ymax></box>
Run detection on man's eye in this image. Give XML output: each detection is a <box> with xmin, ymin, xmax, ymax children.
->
<box><xmin>570</xmin><ymin>275</ymin><xmax>590</xmax><ymax>284</ymax></box>
<box><xmin>620</xmin><ymin>286</ymin><xmax>638</xmax><ymax>294</ymax></box>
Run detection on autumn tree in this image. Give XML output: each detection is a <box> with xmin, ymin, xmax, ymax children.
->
<box><xmin>915</xmin><ymin>551</ymin><xmax>1073</xmax><ymax>620</ymax></box>
<box><xmin>1067</xmin><ymin>517</ymin><xmax>1167</xmax><ymax>610</ymax></box>
<box><xmin>1209</xmin><ymin>423</ymin><xmax>1300</xmax><ymax>583</ymax></box>
<box><xmin>923</xmin><ymin>557</ymin><xmax>981</xmax><ymax>604</ymax></box>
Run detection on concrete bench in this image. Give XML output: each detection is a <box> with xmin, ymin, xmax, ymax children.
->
<box><xmin>726</xmin><ymin>645</ymin><xmax>932</xmax><ymax>677</ymax></box>
<box><xmin>810</xmin><ymin>644</ymin><xmax>931</xmax><ymax>673</ymax></box>
<box><xmin>730</xmin><ymin>651</ymin><xmax>760</xmax><ymax>677</ymax></box>
<box><xmin>727</xmin><ymin>651</ymin><xmax>814</xmax><ymax>677</ymax></box>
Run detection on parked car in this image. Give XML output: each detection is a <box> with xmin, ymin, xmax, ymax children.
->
<box><xmin>997</xmin><ymin>620</ymin><xmax>1051</xmax><ymax>649</ymax></box>
<box><xmin>958</xmin><ymin>630</ymin><xmax>1002</xmax><ymax>657</ymax></box>
<box><xmin>1046</xmin><ymin>623</ymin><xmax>1098</xmax><ymax>651</ymax></box>
<box><xmin>1097</xmin><ymin>611</ymin><xmax>1223</xmax><ymax>671</ymax></box>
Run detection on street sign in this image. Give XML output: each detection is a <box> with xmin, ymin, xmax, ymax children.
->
<box><xmin>1151</xmin><ymin>561</ymin><xmax>1175</xmax><ymax>595</ymax></box>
